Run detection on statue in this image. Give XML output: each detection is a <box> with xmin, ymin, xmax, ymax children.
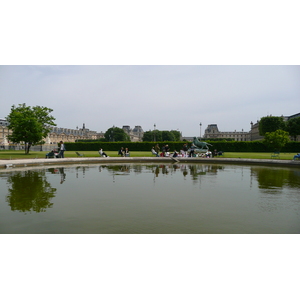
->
<box><xmin>192</xmin><ymin>137</ymin><xmax>212</xmax><ymax>150</ymax></box>
<box><xmin>188</xmin><ymin>137</ymin><xmax>212</xmax><ymax>156</ymax></box>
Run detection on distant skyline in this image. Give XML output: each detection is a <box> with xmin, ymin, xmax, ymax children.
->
<box><xmin>0</xmin><ymin>65</ymin><xmax>299</xmax><ymax>137</ymax></box>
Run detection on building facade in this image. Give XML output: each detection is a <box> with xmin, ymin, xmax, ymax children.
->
<box><xmin>0</xmin><ymin>118</ymin><xmax>11</xmax><ymax>147</ymax></box>
<box><xmin>203</xmin><ymin>124</ymin><xmax>249</xmax><ymax>141</ymax></box>
<box><xmin>1</xmin><ymin>119</ymin><xmax>143</xmax><ymax>146</ymax></box>
<box><xmin>122</xmin><ymin>125</ymin><xmax>144</xmax><ymax>142</ymax></box>
<box><xmin>47</xmin><ymin>123</ymin><xmax>101</xmax><ymax>144</ymax></box>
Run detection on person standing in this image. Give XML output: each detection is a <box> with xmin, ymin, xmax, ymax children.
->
<box><xmin>59</xmin><ymin>141</ymin><xmax>66</xmax><ymax>158</ymax></box>
<box><xmin>154</xmin><ymin>144</ymin><xmax>160</xmax><ymax>156</ymax></box>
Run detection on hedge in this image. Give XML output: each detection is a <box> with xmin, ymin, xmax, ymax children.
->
<box><xmin>64</xmin><ymin>141</ymin><xmax>300</xmax><ymax>153</ymax></box>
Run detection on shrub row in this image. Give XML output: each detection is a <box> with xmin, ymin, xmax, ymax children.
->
<box><xmin>64</xmin><ymin>141</ymin><xmax>300</xmax><ymax>153</ymax></box>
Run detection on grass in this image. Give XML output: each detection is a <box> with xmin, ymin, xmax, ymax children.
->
<box><xmin>0</xmin><ymin>150</ymin><xmax>297</xmax><ymax>160</ymax></box>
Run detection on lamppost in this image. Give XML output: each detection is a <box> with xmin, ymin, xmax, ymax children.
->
<box><xmin>250</xmin><ymin>121</ymin><xmax>253</xmax><ymax>141</ymax></box>
<box><xmin>199</xmin><ymin>122</ymin><xmax>202</xmax><ymax>140</ymax></box>
<box><xmin>154</xmin><ymin>123</ymin><xmax>156</xmax><ymax>142</ymax></box>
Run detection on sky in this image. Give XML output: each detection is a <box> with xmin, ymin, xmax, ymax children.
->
<box><xmin>1</xmin><ymin>65</ymin><xmax>299</xmax><ymax>137</ymax></box>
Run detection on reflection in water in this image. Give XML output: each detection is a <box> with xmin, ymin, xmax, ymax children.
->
<box><xmin>0</xmin><ymin>163</ymin><xmax>299</xmax><ymax>233</ymax></box>
<box><xmin>6</xmin><ymin>170</ymin><xmax>57</xmax><ymax>213</ymax></box>
<box><xmin>251</xmin><ymin>166</ymin><xmax>300</xmax><ymax>213</ymax></box>
<box><xmin>252</xmin><ymin>167</ymin><xmax>300</xmax><ymax>192</ymax></box>
<box><xmin>48</xmin><ymin>167</ymin><xmax>66</xmax><ymax>184</ymax></box>
<box><xmin>97</xmin><ymin>164</ymin><xmax>224</xmax><ymax>181</ymax></box>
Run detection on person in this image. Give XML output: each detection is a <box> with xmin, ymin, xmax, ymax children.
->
<box><xmin>172</xmin><ymin>150</ymin><xmax>178</xmax><ymax>157</ymax></box>
<box><xmin>293</xmin><ymin>153</ymin><xmax>300</xmax><ymax>160</ymax></box>
<box><xmin>59</xmin><ymin>141</ymin><xmax>66</xmax><ymax>158</ymax></box>
<box><xmin>161</xmin><ymin>145</ymin><xmax>166</xmax><ymax>157</ymax></box>
<box><xmin>118</xmin><ymin>147</ymin><xmax>125</xmax><ymax>157</ymax></box>
<box><xmin>45</xmin><ymin>150</ymin><xmax>55</xmax><ymax>158</ymax></box>
<box><xmin>124</xmin><ymin>148</ymin><xmax>130</xmax><ymax>157</ymax></box>
<box><xmin>154</xmin><ymin>144</ymin><xmax>160</xmax><ymax>156</ymax></box>
<box><xmin>182</xmin><ymin>143</ymin><xmax>188</xmax><ymax>157</ymax></box>
<box><xmin>99</xmin><ymin>148</ymin><xmax>108</xmax><ymax>157</ymax></box>
<box><xmin>151</xmin><ymin>147</ymin><xmax>159</xmax><ymax>157</ymax></box>
<box><xmin>206</xmin><ymin>151</ymin><xmax>212</xmax><ymax>158</ymax></box>
<box><xmin>189</xmin><ymin>143</ymin><xmax>195</xmax><ymax>157</ymax></box>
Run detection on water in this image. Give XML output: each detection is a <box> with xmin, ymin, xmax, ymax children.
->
<box><xmin>1</xmin><ymin>163</ymin><xmax>300</xmax><ymax>233</ymax></box>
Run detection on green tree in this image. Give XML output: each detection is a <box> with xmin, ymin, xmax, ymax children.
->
<box><xmin>6</xmin><ymin>103</ymin><xmax>56</xmax><ymax>154</ymax></box>
<box><xmin>104</xmin><ymin>127</ymin><xmax>130</xmax><ymax>142</ymax></box>
<box><xmin>259</xmin><ymin>116</ymin><xmax>286</xmax><ymax>136</ymax></box>
<box><xmin>161</xmin><ymin>130</ymin><xmax>175</xmax><ymax>141</ymax></box>
<box><xmin>286</xmin><ymin>117</ymin><xmax>300</xmax><ymax>141</ymax></box>
<box><xmin>142</xmin><ymin>130</ymin><xmax>162</xmax><ymax>142</ymax></box>
<box><xmin>263</xmin><ymin>129</ymin><xmax>290</xmax><ymax>151</ymax></box>
<box><xmin>170</xmin><ymin>130</ymin><xmax>181</xmax><ymax>141</ymax></box>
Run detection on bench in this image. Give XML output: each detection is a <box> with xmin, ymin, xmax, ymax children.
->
<box><xmin>271</xmin><ymin>152</ymin><xmax>280</xmax><ymax>158</ymax></box>
<box><xmin>76</xmin><ymin>152</ymin><xmax>84</xmax><ymax>157</ymax></box>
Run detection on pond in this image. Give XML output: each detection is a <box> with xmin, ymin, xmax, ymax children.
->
<box><xmin>1</xmin><ymin>163</ymin><xmax>300</xmax><ymax>233</ymax></box>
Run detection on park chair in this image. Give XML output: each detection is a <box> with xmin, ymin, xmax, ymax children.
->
<box><xmin>271</xmin><ymin>151</ymin><xmax>280</xmax><ymax>158</ymax></box>
<box><xmin>76</xmin><ymin>152</ymin><xmax>84</xmax><ymax>157</ymax></box>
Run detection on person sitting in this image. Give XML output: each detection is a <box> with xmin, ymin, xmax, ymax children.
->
<box><xmin>151</xmin><ymin>147</ymin><xmax>159</xmax><ymax>157</ymax></box>
<box><xmin>45</xmin><ymin>150</ymin><xmax>55</xmax><ymax>158</ymax></box>
<box><xmin>99</xmin><ymin>148</ymin><xmax>108</xmax><ymax>157</ymax></box>
<box><xmin>118</xmin><ymin>147</ymin><xmax>125</xmax><ymax>157</ymax></box>
<box><xmin>172</xmin><ymin>150</ymin><xmax>178</xmax><ymax>157</ymax></box>
<box><xmin>124</xmin><ymin>148</ymin><xmax>130</xmax><ymax>157</ymax></box>
<box><xmin>46</xmin><ymin>149</ymin><xmax>60</xmax><ymax>158</ymax></box>
<box><xmin>180</xmin><ymin>150</ymin><xmax>186</xmax><ymax>157</ymax></box>
<box><xmin>206</xmin><ymin>151</ymin><xmax>212</xmax><ymax>158</ymax></box>
<box><xmin>293</xmin><ymin>153</ymin><xmax>300</xmax><ymax>160</ymax></box>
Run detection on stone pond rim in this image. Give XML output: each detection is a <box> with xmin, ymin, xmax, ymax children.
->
<box><xmin>1</xmin><ymin>157</ymin><xmax>300</xmax><ymax>169</ymax></box>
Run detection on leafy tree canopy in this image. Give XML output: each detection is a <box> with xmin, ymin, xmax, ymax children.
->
<box><xmin>7</xmin><ymin>104</ymin><xmax>56</xmax><ymax>154</ymax></box>
<box><xmin>104</xmin><ymin>127</ymin><xmax>130</xmax><ymax>142</ymax></box>
<box><xmin>287</xmin><ymin>117</ymin><xmax>300</xmax><ymax>140</ymax></box>
<box><xmin>259</xmin><ymin>116</ymin><xmax>286</xmax><ymax>136</ymax></box>
<box><xmin>263</xmin><ymin>129</ymin><xmax>290</xmax><ymax>151</ymax></box>
<box><xmin>142</xmin><ymin>130</ymin><xmax>181</xmax><ymax>142</ymax></box>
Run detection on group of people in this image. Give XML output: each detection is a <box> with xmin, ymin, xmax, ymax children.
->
<box><xmin>118</xmin><ymin>147</ymin><xmax>130</xmax><ymax>157</ymax></box>
<box><xmin>151</xmin><ymin>143</ymin><xmax>189</xmax><ymax>158</ymax></box>
<box><xmin>46</xmin><ymin>141</ymin><xmax>66</xmax><ymax>158</ymax></box>
<box><xmin>151</xmin><ymin>143</ymin><xmax>223</xmax><ymax>158</ymax></box>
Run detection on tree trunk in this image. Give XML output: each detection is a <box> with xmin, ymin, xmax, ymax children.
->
<box><xmin>25</xmin><ymin>143</ymin><xmax>31</xmax><ymax>154</ymax></box>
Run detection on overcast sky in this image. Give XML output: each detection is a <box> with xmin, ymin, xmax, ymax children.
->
<box><xmin>0</xmin><ymin>65</ymin><xmax>299</xmax><ymax>137</ymax></box>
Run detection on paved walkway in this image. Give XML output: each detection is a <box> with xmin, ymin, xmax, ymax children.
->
<box><xmin>1</xmin><ymin>156</ymin><xmax>300</xmax><ymax>169</ymax></box>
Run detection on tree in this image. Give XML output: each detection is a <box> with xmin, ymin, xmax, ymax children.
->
<box><xmin>259</xmin><ymin>116</ymin><xmax>286</xmax><ymax>136</ymax></box>
<box><xmin>104</xmin><ymin>127</ymin><xmax>130</xmax><ymax>142</ymax></box>
<box><xmin>142</xmin><ymin>130</ymin><xmax>162</xmax><ymax>142</ymax></box>
<box><xmin>263</xmin><ymin>129</ymin><xmax>290</xmax><ymax>151</ymax></box>
<box><xmin>286</xmin><ymin>117</ymin><xmax>300</xmax><ymax>141</ymax></box>
<box><xmin>7</xmin><ymin>104</ymin><xmax>56</xmax><ymax>154</ymax></box>
<box><xmin>142</xmin><ymin>130</ymin><xmax>180</xmax><ymax>142</ymax></box>
<box><xmin>161</xmin><ymin>131</ymin><xmax>175</xmax><ymax>141</ymax></box>
<box><xmin>170</xmin><ymin>130</ymin><xmax>181</xmax><ymax>141</ymax></box>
